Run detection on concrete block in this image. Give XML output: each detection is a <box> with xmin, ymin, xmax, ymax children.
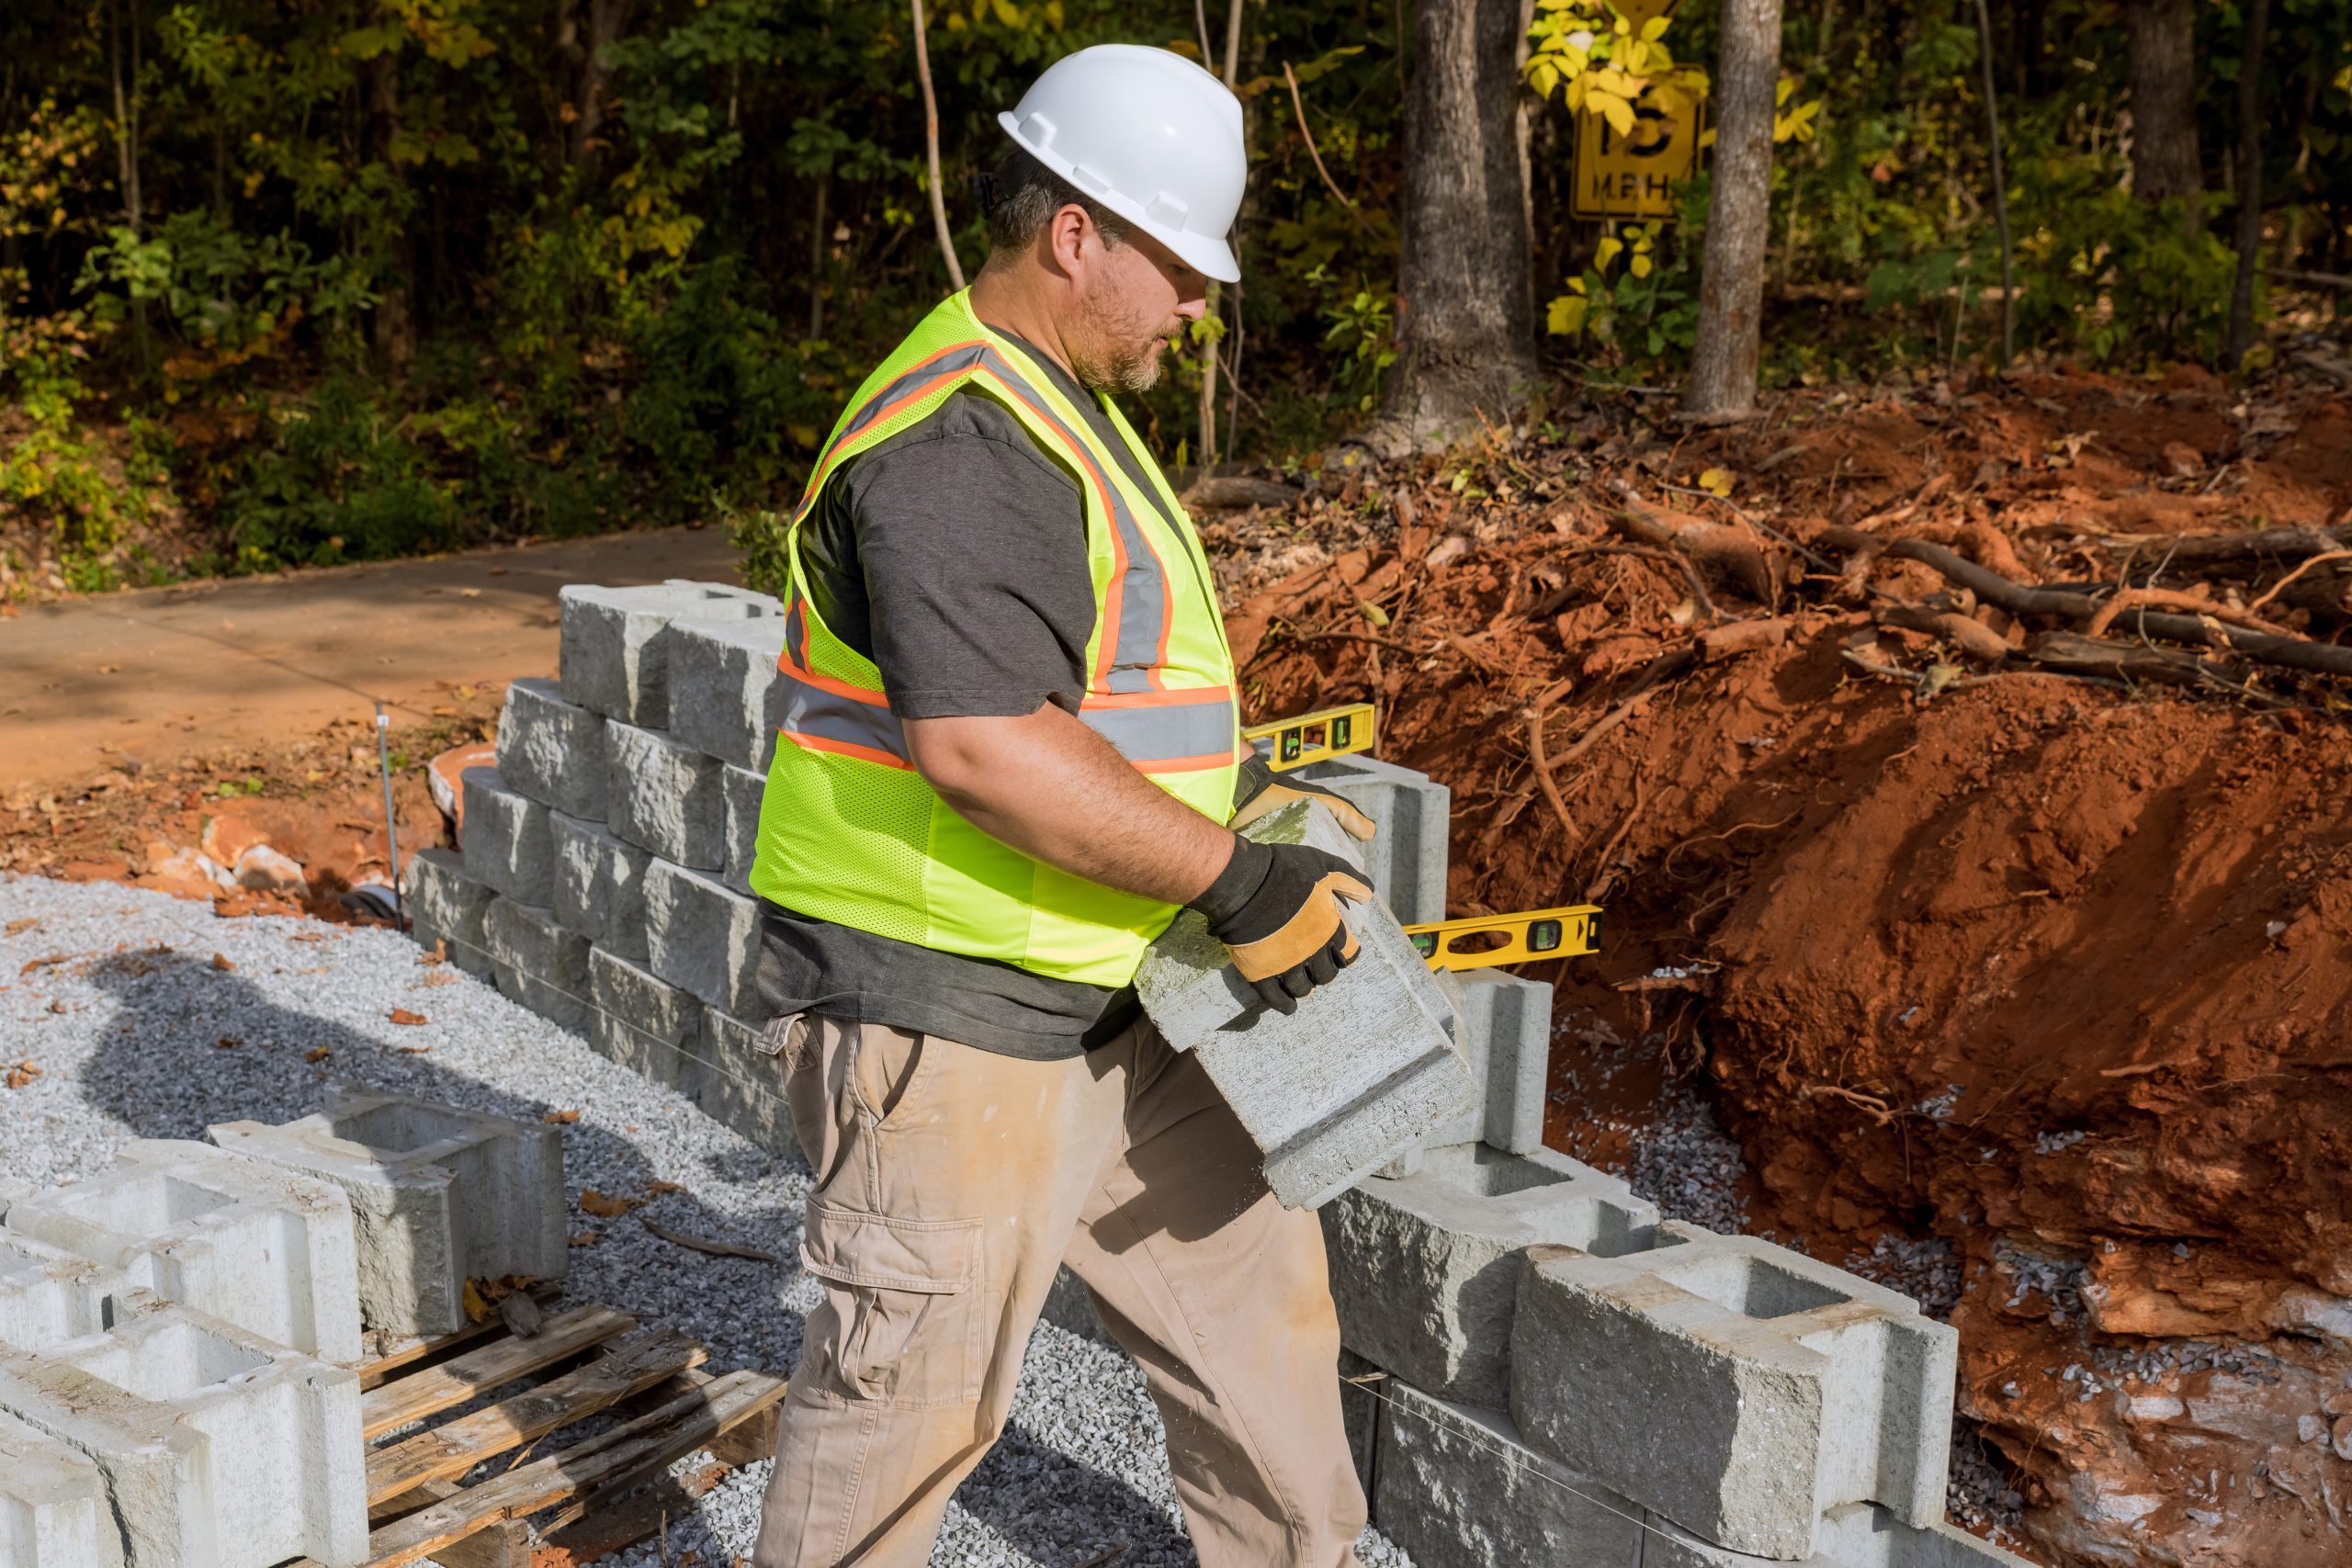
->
<box><xmin>403</xmin><ymin>846</ymin><xmax>495</xmax><ymax>976</ymax></box>
<box><xmin>0</xmin><ymin>1232</ymin><xmax>113</xmax><ymax>1355</ymax></box>
<box><xmin>1295</xmin><ymin>754</ymin><xmax>1450</xmax><ymax>923</ymax></box>
<box><xmin>605</xmin><ymin>721</ymin><xmax>726</xmax><ymax>869</ymax></box>
<box><xmin>586</xmin><ymin>947</ymin><xmax>706</xmax><ymax>1097</ymax></box>
<box><xmin>2</xmin><ymin>1141</ymin><xmax>361</xmax><ymax>1364</ymax></box>
<box><xmin>1325</xmin><ymin>1145</ymin><xmax>1660</xmax><ymax>1408</ymax></box>
<box><xmin>669</xmin><ymin>617</ymin><xmax>786</xmax><ymax>771</ymax></box>
<box><xmin>723</xmin><ymin>763</ymin><xmax>765</xmax><ymax>897</ymax></box>
<box><xmin>645</xmin><ymin>861</ymin><xmax>760</xmax><ymax>1017</ymax></box>
<box><xmin>1644</xmin><ymin>1504</ymin><xmax>2034</xmax><ymax>1568</ymax></box>
<box><xmin>1400</xmin><ymin>970</ymin><xmax>1554</xmax><ymax>1158</ymax></box>
<box><xmin>550</xmin><ymin>811</ymin><xmax>652</xmax><ymax>961</ymax></box>
<box><xmin>208</xmin><ymin>1088</ymin><xmax>568</xmax><ymax>1338</ymax></box>
<box><xmin>1374</xmin><ymin>1379</ymin><xmax>1644</xmax><ymax>1568</ymax></box>
<box><xmin>696</xmin><ymin>1009</ymin><xmax>800</xmax><ymax>1160</ymax></box>
<box><xmin>558</xmin><ymin>581</ymin><xmax>778</xmax><ymax>728</ymax></box>
<box><xmin>460</xmin><ymin>765</ymin><xmax>553</xmax><ymax>906</ymax></box>
<box><xmin>0</xmin><ymin>1408</ymin><xmax>123</xmax><ymax>1568</ymax></box>
<box><xmin>481</xmin><ymin>897</ymin><xmax>592</xmax><ymax>1033</ymax></box>
<box><xmin>0</xmin><ymin>1291</ymin><xmax>366</xmax><ymax>1567</ymax></box>
<box><xmin>1511</xmin><ymin>1225</ymin><xmax>1959</xmax><ymax>1560</ymax></box>
<box><xmin>1135</xmin><ymin>799</ymin><xmax>1473</xmax><ymax>1209</ymax></box>
<box><xmin>494</xmin><ymin>677</ymin><xmax>607</xmax><ymax>818</ymax></box>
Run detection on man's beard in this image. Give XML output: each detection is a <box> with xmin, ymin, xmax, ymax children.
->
<box><xmin>1070</xmin><ymin>282</ymin><xmax>1173</xmax><ymax>394</ymax></box>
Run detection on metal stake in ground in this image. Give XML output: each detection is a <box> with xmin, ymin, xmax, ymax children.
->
<box><xmin>376</xmin><ymin>700</ymin><xmax>406</xmax><ymax>930</ymax></box>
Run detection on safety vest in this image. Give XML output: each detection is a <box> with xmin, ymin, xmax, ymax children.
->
<box><xmin>749</xmin><ymin>291</ymin><xmax>1241</xmax><ymax>987</ymax></box>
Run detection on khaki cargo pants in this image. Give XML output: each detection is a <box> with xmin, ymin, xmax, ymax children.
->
<box><xmin>752</xmin><ymin>1011</ymin><xmax>1365</xmax><ymax>1567</ymax></box>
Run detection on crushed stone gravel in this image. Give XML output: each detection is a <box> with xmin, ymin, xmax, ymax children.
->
<box><xmin>0</xmin><ymin>874</ymin><xmax>1410</xmax><ymax>1567</ymax></box>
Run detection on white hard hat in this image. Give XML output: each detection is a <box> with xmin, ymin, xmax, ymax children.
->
<box><xmin>997</xmin><ymin>44</ymin><xmax>1246</xmax><ymax>283</ymax></box>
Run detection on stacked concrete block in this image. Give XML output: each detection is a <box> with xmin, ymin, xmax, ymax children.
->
<box><xmin>605</xmin><ymin>720</ymin><xmax>727</xmax><ymax>869</ymax></box>
<box><xmin>1645</xmin><ymin>1504</ymin><xmax>2033</xmax><ymax>1568</ymax></box>
<box><xmin>2</xmin><ymin>1141</ymin><xmax>361</xmax><ymax>1365</ymax></box>
<box><xmin>550</xmin><ymin>811</ymin><xmax>652</xmax><ymax>961</ymax></box>
<box><xmin>495</xmin><ymin>677</ymin><xmax>608</xmax><ymax>819</ymax></box>
<box><xmin>0</xmin><ymin>1232</ymin><xmax>113</xmax><ymax>1355</ymax></box>
<box><xmin>1294</xmin><ymin>754</ymin><xmax>1451</xmax><ymax>923</ymax></box>
<box><xmin>482</xmin><ymin>897</ymin><xmax>592</xmax><ymax>1032</ymax></box>
<box><xmin>1511</xmin><ymin>1227</ymin><xmax>1960</xmax><ymax>1561</ymax></box>
<box><xmin>723</xmin><ymin>764</ymin><xmax>765</xmax><ymax>897</ymax></box>
<box><xmin>696</xmin><ymin>1009</ymin><xmax>801</xmax><ymax>1160</ymax></box>
<box><xmin>1135</xmin><ymin>798</ymin><xmax>1473</xmax><ymax>1209</ymax></box>
<box><xmin>1402</xmin><ymin>970</ymin><xmax>1555</xmax><ymax>1160</ymax></box>
<box><xmin>404</xmin><ymin>847</ymin><xmax>496</xmax><ymax>976</ymax></box>
<box><xmin>1324</xmin><ymin>1145</ymin><xmax>1659</xmax><ymax>1407</ymax></box>
<box><xmin>0</xmin><ymin>1291</ymin><xmax>365</xmax><ymax>1567</ymax></box>
<box><xmin>587</xmin><ymin>947</ymin><xmax>707</xmax><ymax>1096</ymax></box>
<box><xmin>669</xmin><ymin>617</ymin><xmax>786</xmax><ymax>772</ymax></box>
<box><xmin>461</xmin><ymin>765</ymin><xmax>553</xmax><ymax>905</ymax></box>
<box><xmin>208</xmin><ymin>1088</ymin><xmax>568</xmax><ymax>1338</ymax></box>
<box><xmin>1374</xmin><ymin>1380</ymin><xmax>1644</xmax><ymax>1568</ymax></box>
<box><xmin>558</xmin><ymin>581</ymin><xmax>778</xmax><ymax>728</ymax></box>
<box><xmin>0</xmin><ymin>1407</ymin><xmax>125</xmax><ymax>1568</ymax></box>
<box><xmin>646</xmin><ymin>860</ymin><xmax>761</xmax><ymax>1018</ymax></box>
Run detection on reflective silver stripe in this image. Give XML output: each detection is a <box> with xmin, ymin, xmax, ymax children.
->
<box><xmin>837</xmin><ymin>344</ymin><xmax>992</xmax><ymax>445</ymax></box>
<box><xmin>776</xmin><ymin>667</ymin><xmax>909</xmax><ymax>762</ymax></box>
<box><xmin>1079</xmin><ymin>695</ymin><xmax>1238</xmax><ymax>765</ymax></box>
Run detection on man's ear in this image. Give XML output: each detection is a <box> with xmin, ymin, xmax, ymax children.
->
<box><xmin>1046</xmin><ymin>202</ymin><xmax>1094</xmax><ymax>280</ymax></box>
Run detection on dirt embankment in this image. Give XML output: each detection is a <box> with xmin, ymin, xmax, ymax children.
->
<box><xmin>1227</xmin><ymin>364</ymin><xmax>2352</xmax><ymax>1566</ymax></box>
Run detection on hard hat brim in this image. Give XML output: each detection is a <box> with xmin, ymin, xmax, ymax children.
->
<box><xmin>998</xmin><ymin>110</ymin><xmax>1243</xmax><ymax>284</ymax></box>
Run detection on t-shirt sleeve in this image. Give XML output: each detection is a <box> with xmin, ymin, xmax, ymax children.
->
<box><xmin>843</xmin><ymin>422</ymin><xmax>1098</xmax><ymax>720</ymax></box>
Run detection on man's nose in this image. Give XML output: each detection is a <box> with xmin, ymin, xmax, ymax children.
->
<box><xmin>1173</xmin><ymin>289</ymin><xmax>1209</xmax><ymax>323</ymax></box>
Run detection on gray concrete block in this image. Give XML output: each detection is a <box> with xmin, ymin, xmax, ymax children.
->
<box><xmin>605</xmin><ymin>721</ymin><xmax>726</xmax><ymax>869</ymax></box>
<box><xmin>558</xmin><ymin>581</ymin><xmax>779</xmax><ymax>727</ymax></box>
<box><xmin>645</xmin><ymin>861</ymin><xmax>760</xmax><ymax>1016</ymax></box>
<box><xmin>0</xmin><ymin>1291</ymin><xmax>366</xmax><ymax>1568</ymax></box>
<box><xmin>1374</xmin><ymin>1379</ymin><xmax>1644</xmax><ymax>1568</ymax></box>
<box><xmin>1295</xmin><ymin>753</ymin><xmax>1451</xmax><ymax>923</ymax></box>
<box><xmin>1</xmin><ymin>1141</ymin><xmax>361</xmax><ymax>1365</ymax></box>
<box><xmin>1511</xmin><ymin>1225</ymin><xmax>1959</xmax><ymax>1561</ymax></box>
<box><xmin>696</xmin><ymin>1009</ymin><xmax>800</xmax><ymax>1160</ymax></box>
<box><xmin>1325</xmin><ymin>1145</ymin><xmax>1661</xmax><ymax>1408</ymax></box>
<box><xmin>481</xmin><ymin>897</ymin><xmax>592</xmax><ymax>1033</ymax></box>
<box><xmin>460</xmin><ymin>765</ymin><xmax>553</xmax><ymax>906</ymax></box>
<box><xmin>0</xmin><ymin>1231</ymin><xmax>113</xmax><ymax>1355</ymax></box>
<box><xmin>1135</xmin><ymin>799</ymin><xmax>1473</xmax><ymax>1210</ymax></box>
<box><xmin>208</xmin><ymin>1088</ymin><xmax>568</xmax><ymax>1338</ymax></box>
<box><xmin>1644</xmin><ymin>1503</ymin><xmax>2035</xmax><ymax>1568</ymax></box>
<box><xmin>1458</xmin><ymin>971</ymin><xmax>1552</xmax><ymax>1155</ymax></box>
<box><xmin>494</xmin><ymin>677</ymin><xmax>607</xmax><ymax>818</ymax></box>
<box><xmin>723</xmin><ymin>763</ymin><xmax>765</xmax><ymax>897</ymax></box>
<box><xmin>0</xmin><ymin>1407</ymin><xmax>123</xmax><ymax>1568</ymax></box>
<box><xmin>669</xmin><ymin>617</ymin><xmax>786</xmax><ymax>771</ymax></box>
<box><xmin>550</xmin><ymin>811</ymin><xmax>652</xmax><ymax>961</ymax></box>
<box><xmin>403</xmin><ymin>846</ymin><xmax>495</xmax><ymax>976</ymax></box>
<box><xmin>586</xmin><ymin>947</ymin><xmax>706</xmax><ymax>1097</ymax></box>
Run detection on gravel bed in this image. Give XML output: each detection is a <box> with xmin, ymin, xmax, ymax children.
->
<box><xmin>0</xmin><ymin>874</ymin><xmax>1409</xmax><ymax>1567</ymax></box>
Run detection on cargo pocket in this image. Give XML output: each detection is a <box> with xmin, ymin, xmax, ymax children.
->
<box><xmin>799</xmin><ymin>1201</ymin><xmax>984</xmax><ymax>1410</ymax></box>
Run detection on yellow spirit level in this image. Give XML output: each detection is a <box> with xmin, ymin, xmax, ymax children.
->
<box><xmin>1243</xmin><ymin>703</ymin><xmax>1378</xmax><ymax>773</ymax></box>
<box><xmin>1404</xmin><ymin>906</ymin><xmax>1603</xmax><ymax>972</ymax></box>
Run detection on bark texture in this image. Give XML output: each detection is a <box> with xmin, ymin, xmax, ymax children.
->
<box><xmin>1682</xmin><ymin>0</ymin><xmax>1784</xmax><ymax>423</ymax></box>
<box><xmin>2223</xmin><ymin>0</ymin><xmax>2270</xmax><ymax>369</ymax></box>
<box><xmin>2125</xmin><ymin>0</ymin><xmax>2202</xmax><ymax>204</ymax></box>
<box><xmin>1375</xmin><ymin>0</ymin><xmax>1539</xmax><ymax>454</ymax></box>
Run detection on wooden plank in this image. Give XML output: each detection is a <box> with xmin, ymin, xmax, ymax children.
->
<box><xmin>526</xmin><ymin>1459</ymin><xmax>735</xmax><ymax>1567</ymax></box>
<box><xmin>361</xmin><ymin>1304</ymin><xmax>635</xmax><ymax>1439</ymax></box>
<box><xmin>365</xmin><ymin>1329</ymin><xmax>706</xmax><ymax>1506</ymax></box>
<box><xmin>357</xmin><ymin>1285</ymin><xmax>564</xmax><ymax>1391</ymax></box>
<box><xmin>345</xmin><ymin>1371</ymin><xmax>788</xmax><ymax>1568</ymax></box>
<box><xmin>616</xmin><ymin>1365</ymin><xmax>778</xmax><ymax>1469</ymax></box>
<box><xmin>368</xmin><ymin>1482</ymin><xmax>528</xmax><ymax>1568</ymax></box>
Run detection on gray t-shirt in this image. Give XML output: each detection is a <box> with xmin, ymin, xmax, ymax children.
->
<box><xmin>754</xmin><ymin>332</ymin><xmax>1152</xmax><ymax>1059</ymax></box>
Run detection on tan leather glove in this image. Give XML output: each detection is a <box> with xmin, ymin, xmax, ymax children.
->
<box><xmin>1188</xmin><ymin>839</ymin><xmax>1374</xmax><ymax>1013</ymax></box>
<box><xmin>1227</xmin><ymin>753</ymin><xmax>1376</xmax><ymax>840</ymax></box>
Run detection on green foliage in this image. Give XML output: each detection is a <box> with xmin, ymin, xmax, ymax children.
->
<box><xmin>1546</xmin><ymin>209</ymin><xmax>1703</xmax><ymax>378</ymax></box>
<box><xmin>1310</xmin><ymin>266</ymin><xmax>1398</xmax><ymax>412</ymax></box>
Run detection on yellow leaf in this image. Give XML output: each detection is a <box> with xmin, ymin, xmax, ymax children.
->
<box><xmin>1641</xmin><ymin>16</ymin><xmax>1671</xmax><ymax>39</ymax></box>
<box><xmin>1530</xmin><ymin>59</ymin><xmax>1559</xmax><ymax>97</ymax></box>
<box><xmin>1546</xmin><ymin>293</ymin><xmax>1589</xmax><ymax>336</ymax></box>
<box><xmin>462</xmin><ymin>1279</ymin><xmax>492</xmax><ymax>1324</ymax></box>
<box><xmin>1600</xmin><ymin>94</ymin><xmax>1636</xmax><ymax>136</ymax></box>
<box><xmin>1594</xmin><ymin>236</ymin><xmax>1623</xmax><ymax>271</ymax></box>
<box><xmin>1359</xmin><ymin>600</ymin><xmax>1391</xmax><ymax>627</ymax></box>
<box><xmin>1699</xmin><ymin>468</ymin><xmax>1735</xmax><ymax>497</ymax></box>
<box><xmin>1630</xmin><ymin>253</ymin><xmax>1653</xmax><ymax>278</ymax></box>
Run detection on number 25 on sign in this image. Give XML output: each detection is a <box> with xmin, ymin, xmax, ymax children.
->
<box><xmin>1571</xmin><ymin>92</ymin><xmax>1702</xmax><ymax>221</ymax></box>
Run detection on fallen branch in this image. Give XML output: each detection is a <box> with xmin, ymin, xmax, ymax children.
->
<box><xmin>1607</xmin><ymin>480</ymin><xmax>1786</xmax><ymax>607</ymax></box>
<box><xmin>2246</xmin><ymin>549</ymin><xmax>2352</xmax><ymax>615</ymax></box>
<box><xmin>2096</xmin><ymin>521</ymin><xmax>2352</xmax><ymax>566</ymax></box>
<box><xmin>2082</xmin><ymin>587</ymin><xmax>2292</xmax><ymax>640</ymax></box>
<box><xmin>2027</xmin><ymin>632</ymin><xmax>2247</xmax><ymax>689</ymax></box>
<box><xmin>1876</xmin><ymin>604</ymin><xmax>2010</xmax><ymax>663</ymax></box>
<box><xmin>639</xmin><ymin>1218</ymin><xmax>780</xmax><ymax>1265</ymax></box>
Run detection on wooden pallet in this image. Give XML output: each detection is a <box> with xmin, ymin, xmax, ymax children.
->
<box><xmin>286</xmin><ymin>1297</ymin><xmax>786</xmax><ymax>1568</ymax></box>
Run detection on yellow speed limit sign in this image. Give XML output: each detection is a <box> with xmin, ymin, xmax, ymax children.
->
<box><xmin>1571</xmin><ymin>93</ymin><xmax>1703</xmax><ymax>220</ymax></box>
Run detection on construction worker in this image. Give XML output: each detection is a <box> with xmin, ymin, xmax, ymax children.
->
<box><xmin>745</xmin><ymin>41</ymin><xmax>1379</xmax><ymax>1568</ymax></box>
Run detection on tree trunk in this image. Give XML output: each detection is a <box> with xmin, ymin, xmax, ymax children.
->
<box><xmin>558</xmin><ymin>0</ymin><xmax>628</xmax><ymax>167</ymax></box>
<box><xmin>1374</xmin><ymin>0</ymin><xmax>1539</xmax><ymax>454</ymax></box>
<box><xmin>1682</xmin><ymin>0</ymin><xmax>1784</xmax><ymax>424</ymax></box>
<box><xmin>911</xmin><ymin>0</ymin><xmax>963</xmax><ymax>290</ymax></box>
<box><xmin>364</xmin><ymin>46</ymin><xmax>416</xmax><ymax>371</ymax></box>
<box><xmin>2223</xmin><ymin>0</ymin><xmax>2269</xmax><ymax>369</ymax></box>
<box><xmin>2125</xmin><ymin>0</ymin><xmax>2201</xmax><ymax>205</ymax></box>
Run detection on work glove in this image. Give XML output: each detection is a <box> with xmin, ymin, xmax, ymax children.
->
<box><xmin>1227</xmin><ymin>752</ymin><xmax>1377</xmax><ymax>841</ymax></box>
<box><xmin>1188</xmin><ymin>837</ymin><xmax>1374</xmax><ymax>1015</ymax></box>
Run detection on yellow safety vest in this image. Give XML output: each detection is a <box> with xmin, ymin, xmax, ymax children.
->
<box><xmin>749</xmin><ymin>291</ymin><xmax>1240</xmax><ymax>987</ymax></box>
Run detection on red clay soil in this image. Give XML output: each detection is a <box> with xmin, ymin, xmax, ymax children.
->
<box><xmin>1228</xmin><ymin>363</ymin><xmax>2352</xmax><ymax>1567</ymax></box>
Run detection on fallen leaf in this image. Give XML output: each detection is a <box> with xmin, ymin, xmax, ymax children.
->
<box><xmin>398</xmin><ymin>1045</ymin><xmax>433</xmax><ymax>1055</ymax></box>
<box><xmin>215</xmin><ymin>1035</ymin><xmax>242</xmax><ymax>1050</ymax></box>
<box><xmin>47</xmin><ymin>999</ymin><xmax>67</xmax><ymax>1014</ymax></box>
<box><xmin>1698</xmin><ymin>467</ymin><xmax>1736</xmax><ymax>498</ymax></box>
<box><xmin>289</xmin><ymin>931</ymin><xmax>326</xmax><ymax>943</ymax></box>
<box><xmin>569</xmin><ymin>1230</ymin><xmax>602</xmax><ymax>1248</ymax></box>
<box><xmin>499</xmin><ymin>1291</ymin><xmax>544</xmax><ymax>1337</ymax></box>
<box><xmin>644</xmin><ymin>1179</ymin><xmax>685</xmax><ymax>1197</ymax></box>
<box><xmin>390</xmin><ymin>1008</ymin><xmax>428</xmax><ymax>1026</ymax></box>
<box><xmin>580</xmin><ymin>1189</ymin><xmax>642</xmax><ymax>1218</ymax></box>
<box><xmin>19</xmin><ymin>953</ymin><xmax>79</xmax><ymax>976</ymax></box>
<box><xmin>4</xmin><ymin>1060</ymin><xmax>40</xmax><ymax>1089</ymax></box>
<box><xmin>417</xmin><ymin>941</ymin><xmax>447</xmax><ymax>965</ymax></box>
<box><xmin>543</xmin><ymin>1110</ymin><xmax>582</xmax><ymax>1124</ymax></box>
<box><xmin>420</xmin><ymin>970</ymin><xmax>457</xmax><ymax>987</ymax></box>
<box><xmin>210</xmin><ymin>953</ymin><xmax>235</xmax><ymax>972</ymax></box>
<box><xmin>304</xmin><ymin>1046</ymin><xmax>332</xmax><ymax>1064</ymax></box>
<box><xmin>462</xmin><ymin>1278</ymin><xmax>493</xmax><ymax>1324</ymax></box>
<box><xmin>6</xmin><ymin>918</ymin><xmax>40</xmax><ymax>937</ymax></box>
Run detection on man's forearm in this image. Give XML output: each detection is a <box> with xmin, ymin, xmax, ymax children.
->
<box><xmin>903</xmin><ymin>702</ymin><xmax>1237</xmax><ymax>906</ymax></box>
